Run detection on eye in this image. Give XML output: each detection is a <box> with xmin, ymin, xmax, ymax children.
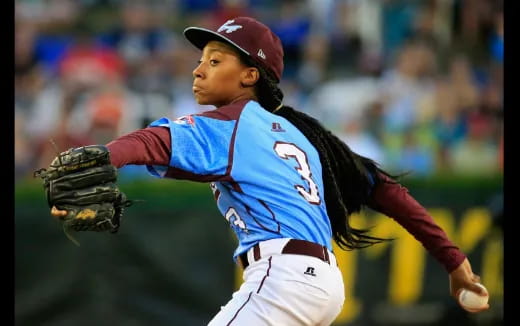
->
<box><xmin>210</xmin><ymin>59</ymin><xmax>219</xmax><ymax>66</ymax></box>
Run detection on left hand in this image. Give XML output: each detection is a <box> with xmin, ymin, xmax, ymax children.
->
<box><xmin>449</xmin><ymin>258</ymin><xmax>490</xmax><ymax>312</ymax></box>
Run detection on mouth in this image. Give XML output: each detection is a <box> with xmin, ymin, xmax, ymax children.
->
<box><xmin>192</xmin><ymin>85</ymin><xmax>203</xmax><ymax>94</ymax></box>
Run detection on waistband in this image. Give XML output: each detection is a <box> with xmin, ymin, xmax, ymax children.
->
<box><xmin>238</xmin><ymin>238</ymin><xmax>337</xmax><ymax>269</ymax></box>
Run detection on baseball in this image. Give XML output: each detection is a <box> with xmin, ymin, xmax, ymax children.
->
<box><xmin>458</xmin><ymin>283</ymin><xmax>489</xmax><ymax>311</ymax></box>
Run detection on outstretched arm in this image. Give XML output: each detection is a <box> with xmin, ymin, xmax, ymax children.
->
<box><xmin>367</xmin><ymin>173</ymin><xmax>489</xmax><ymax>311</ymax></box>
<box><xmin>51</xmin><ymin>126</ymin><xmax>172</xmax><ymax>216</ymax></box>
<box><xmin>105</xmin><ymin>126</ymin><xmax>172</xmax><ymax>168</ymax></box>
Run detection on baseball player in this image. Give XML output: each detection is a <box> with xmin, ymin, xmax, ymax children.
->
<box><xmin>51</xmin><ymin>17</ymin><xmax>489</xmax><ymax>325</ymax></box>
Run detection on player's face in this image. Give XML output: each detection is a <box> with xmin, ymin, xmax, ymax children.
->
<box><xmin>192</xmin><ymin>41</ymin><xmax>255</xmax><ymax>107</ymax></box>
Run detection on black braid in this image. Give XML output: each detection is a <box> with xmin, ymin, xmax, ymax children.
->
<box><xmin>239</xmin><ymin>54</ymin><xmax>397</xmax><ymax>250</ymax></box>
<box><xmin>277</xmin><ymin>107</ymin><xmax>398</xmax><ymax>249</ymax></box>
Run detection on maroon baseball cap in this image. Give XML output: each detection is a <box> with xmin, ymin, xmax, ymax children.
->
<box><xmin>184</xmin><ymin>17</ymin><xmax>284</xmax><ymax>82</ymax></box>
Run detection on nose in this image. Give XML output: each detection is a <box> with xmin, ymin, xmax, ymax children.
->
<box><xmin>193</xmin><ymin>62</ymin><xmax>204</xmax><ymax>79</ymax></box>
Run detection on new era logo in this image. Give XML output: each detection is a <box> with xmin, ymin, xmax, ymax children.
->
<box><xmin>304</xmin><ymin>267</ymin><xmax>316</xmax><ymax>276</ymax></box>
<box><xmin>257</xmin><ymin>49</ymin><xmax>266</xmax><ymax>59</ymax></box>
<box><xmin>271</xmin><ymin>122</ymin><xmax>285</xmax><ymax>132</ymax></box>
<box><xmin>218</xmin><ymin>20</ymin><xmax>243</xmax><ymax>34</ymax></box>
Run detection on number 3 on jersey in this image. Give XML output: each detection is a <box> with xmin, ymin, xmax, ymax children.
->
<box><xmin>225</xmin><ymin>207</ymin><xmax>249</xmax><ymax>233</ymax></box>
<box><xmin>274</xmin><ymin>142</ymin><xmax>321</xmax><ymax>205</ymax></box>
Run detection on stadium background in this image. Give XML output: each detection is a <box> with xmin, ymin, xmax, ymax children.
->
<box><xmin>15</xmin><ymin>0</ymin><xmax>503</xmax><ymax>325</ymax></box>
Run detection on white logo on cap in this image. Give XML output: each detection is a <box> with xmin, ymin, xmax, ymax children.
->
<box><xmin>257</xmin><ymin>49</ymin><xmax>266</xmax><ymax>59</ymax></box>
<box><xmin>218</xmin><ymin>20</ymin><xmax>243</xmax><ymax>34</ymax></box>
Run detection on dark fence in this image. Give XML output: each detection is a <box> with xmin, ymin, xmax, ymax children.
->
<box><xmin>15</xmin><ymin>175</ymin><xmax>503</xmax><ymax>326</ymax></box>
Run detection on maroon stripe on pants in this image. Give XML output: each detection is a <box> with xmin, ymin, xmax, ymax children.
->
<box><xmin>226</xmin><ymin>291</ymin><xmax>253</xmax><ymax>326</ymax></box>
<box><xmin>256</xmin><ymin>256</ymin><xmax>272</xmax><ymax>294</ymax></box>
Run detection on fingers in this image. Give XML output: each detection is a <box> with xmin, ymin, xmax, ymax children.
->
<box><xmin>463</xmin><ymin>303</ymin><xmax>490</xmax><ymax>313</ymax></box>
<box><xmin>456</xmin><ymin>280</ymin><xmax>487</xmax><ymax>297</ymax></box>
<box><xmin>51</xmin><ymin>206</ymin><xmax>68</xmax><ymax>218</ymax></box>
<box><xmin>471</xmin><ymin>274</ymin><xmax>481</xmax><ymax>284</ymax></box>
<box><xmin>468</xmin><ymin>281</ymin><xmax>488</xmax><ymax>296</ymax></box>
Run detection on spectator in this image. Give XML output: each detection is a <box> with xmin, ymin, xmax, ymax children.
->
<box><xmin>15</xmin><ymin>111</ymin><xmax>35</xmax><ymax>182</ymax></box>
<box><xmin>489</xmin><ymin>10</ymin><xmax>503</xmax><ymax>64</ymax></box>
<box><xmin>448</xmin><ymin>113</ymin><xmax>499</xmax><ymax>176</ymax></box>
<box><xmin>378</xmin><ymin>40</ymin><xmax>436</xmax><ymax>133</ymax></box>
<box><xmin>381</xmin><ymin>0</ymin><xmax>421</xmax><ymax>62</ymax></box>
<box><xmin>269</xmin><ymin>0</ymin><xmax>311</xmax><ymax>78</ymax></box>
<box><xmin>98</xmin><ymin>0</ymin><xmax>175</xmax><ymax>94</ymax></box>
<box><xmin>478</xmin><ymin>64</ymin><xmax>503</xmax><ymax>145</ymax></box>
<box><xmin>15</xmin><ymin>19</ymin><xmax>45</xmax><ymax>114</ymax></box>
<box><xmin>302</xmin><ymin>74</ymin><xmax>381</xmax><ymax>132</ymax></box>
<box><xmin>98</xmin><ymin>1</ymin><xmax>179</xmax><ymax>127</ymax></box>
<box><xmin>25</xmin><ymin>21</ymin><xmax>127</xmax><ymax>170</ymax></box>
<box><xmin>432</xmin><ymin>78</ymin><xmax>468</xmax><ymax>171</ymax></box>
<box><xmin>449</xmin><ymin>54</ymin><xmax>480</xmax><ymax>114</ymax></box>
<box><xmin>397</xmin><ymin>128</ymin><xmax>436</xmax><ymax>176</ymax></box>
<box><xmin>338</xmin><ymin>117</ymin><xmax>386</xmax><ymax>167</ymax></box>
<box><xmin>208</xmin><ymin>0</ymin><xmax>255</xmax><ymax>28</ymax></box>
<box><xmin>297</xmin><ymin>32</ymin><xmax>330</xmax><ymax>90</ymax></box>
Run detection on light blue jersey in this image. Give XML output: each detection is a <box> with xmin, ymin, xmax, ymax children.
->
<box><xmin>146</xmin><ymin>99</ymin><xmax>332</xmax><ymax>261</ymax></box>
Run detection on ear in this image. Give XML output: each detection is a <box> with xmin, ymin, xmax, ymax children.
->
<box><xmin>240</xmin><ymin>67</ymin><xmax>259</xmax><ymax>87</ymax></box>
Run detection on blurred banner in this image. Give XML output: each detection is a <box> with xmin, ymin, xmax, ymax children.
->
<box><xmin>15</xmin><ymin>176</ymin><xmax>502</xmax><ymax>326</ymax></box>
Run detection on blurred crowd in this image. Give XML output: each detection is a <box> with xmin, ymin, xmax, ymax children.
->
<box><xmin>15</xmin><ymin>0</ymin><xmax>503</xmax><ymax>182</ymax></box>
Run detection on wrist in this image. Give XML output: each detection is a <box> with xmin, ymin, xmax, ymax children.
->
<box><xmin>440</xmin><ymin>247</ymin><xmax>467</xmax><ymax>273</ymax></box>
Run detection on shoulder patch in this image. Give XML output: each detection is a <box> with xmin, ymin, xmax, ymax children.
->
<box><xmin>173</xmin><ymin>115</ymin><xmax>195</xmax><ymax>126</ymax></box>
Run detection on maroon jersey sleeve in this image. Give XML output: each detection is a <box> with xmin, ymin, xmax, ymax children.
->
<box><xmin>367</xmin><ymin>173</ymin><xmax>466</xmax><ymax>273</ymax></box>
<box><xmin>105</xmin><ymin>127</ymin><xmax>171</xmax><ymax>168</ymax></box>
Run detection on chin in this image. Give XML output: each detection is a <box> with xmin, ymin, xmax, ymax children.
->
<box><xmin>193</xmin><ymin>96</ymin><xmax>206</xmax><ymax>105</ymax></box>
<box><xmin>193</xmin><ymin>94</ymin><xmax>209</xmax><ymax>105</ymax></box>
<box><xmin>196</xmin><ymin>97</ymin><xmax>220</xmax><ymax>107</ymax></box>
<box><xmin>196</xmin><ymin>99</ymin><xmax>212</xmax><ymax>106</ymax></box>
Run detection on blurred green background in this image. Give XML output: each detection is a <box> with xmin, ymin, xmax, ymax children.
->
<box><xmin>15</xmin><ymin>0</ymin><xmax>503</xmax><ymax>325</ymax></box>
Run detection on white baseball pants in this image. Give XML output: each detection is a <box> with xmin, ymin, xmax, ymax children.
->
<box><xmin>208</xmin><ymin>238</ymin><xmax>345</xmax><ymax>326</ymax></box>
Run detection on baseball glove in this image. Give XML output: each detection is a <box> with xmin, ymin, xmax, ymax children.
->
<box><xmin>34</xmin><ymin>145</ymin><xmax>132</xmax><ymax>245</ymax></box>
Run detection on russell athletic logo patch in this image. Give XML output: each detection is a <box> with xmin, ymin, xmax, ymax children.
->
<box><xmin>304</xmin><ymin>267</ymin><xmax>316</xmax><ymax>276</ymax></box>
<box><xmin>271</xmin><ymin>122</ymin><xmax>285</xmax><ymax>132</ymax></box>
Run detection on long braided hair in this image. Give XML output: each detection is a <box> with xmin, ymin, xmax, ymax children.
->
<box><xmin>240</xmin><ymin>54</ymin><xmax>396</xmax><ymax>250</ymax></box>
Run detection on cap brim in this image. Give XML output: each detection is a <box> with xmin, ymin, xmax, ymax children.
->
<box><xmin>183</xmin><ymin>27</ymin><xmax>250</xmax><ymax>56</ymax></box>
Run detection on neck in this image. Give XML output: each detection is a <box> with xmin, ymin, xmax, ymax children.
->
<box><xmin>221</xmin><ymin>93</ymin><xmax>258</xmax><ymax>107</ymax></box>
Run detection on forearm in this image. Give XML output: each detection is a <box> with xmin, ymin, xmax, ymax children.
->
<box><xmin>106</xmin><ymin>127</ymin><xmax>171</xmax><ymax>168</ymax></box>
<box><xmin>368</xmin><ymin>173</ymin><xmax>466</xmax><ymax>273</ymax></box>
